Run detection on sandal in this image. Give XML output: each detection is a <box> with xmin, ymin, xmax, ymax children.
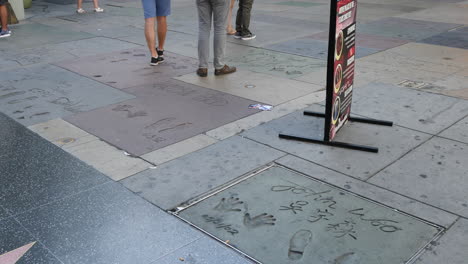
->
<box><xmin>94</xmin><ymin>7</ymin><xmax>104</xmax><ymax>12</ymax></box>
<box><xmin>76</xmin><ymin>8</ymin><xmax>86</xmax><ymax>14</ymax></box>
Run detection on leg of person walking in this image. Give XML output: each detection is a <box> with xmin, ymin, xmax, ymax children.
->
<box><xmin>234</xmin><ymin>0</ymin><xmax>243</xmax><ymax>38</ymax></box>
<box><xmin>156</xmin><ymin>16</ymin><xmax>167</xmax><ymax>51</ymax></box>
<box><xmin>0</xmin><ymin>1</ymin><xmax>10</xmax><ymax>38</ymax></box>
<box><xmin>213</xmin><ymin>0</ymin><xmax>228</xmax><ymax>69</ymax></box>
<box><xmin>196</xmin><ymin>0</ymin><xmax>212</xmax><ymax>76</ymax></box>
<box><xmin>144</xmin><ymin>17</ymin><xmax>159</xmax><ymax>65</ymax></box>
<box><xmin>155</xmin><ymin>16</ymin><xmax>167</xmax><ymax>63</ymax></box>
<box><xmin>213</xmin><ymin>0</ymin><xmax>236</xmax><ymax>75</ymax></box>
<box><xmin>239</xmin><ymin>0</ymin><xmax>254</xmax><ymax>40</ymax></box>
<box><xmin>142</xmin><ymin>0</ymin><xmax>158</xmax><ymax>65</ymax></box>
<box><xmin>76</xmin><ymin>0</ymin><xmax>85</xmax><ymax>13</ymax></box>
<box><xmin>92</xmin><ymin>0</ymin><xmax>103</xmax><ymax>12</ymax></box>
<box><xmin>155</xmin><ymin>0</ymin><xmax>170</xmax><ymax>64</ymax></box>
<box><xmin>226</xmin><ymin>0</ymin><xmax>236</xmax><ymax>34</ymax></box>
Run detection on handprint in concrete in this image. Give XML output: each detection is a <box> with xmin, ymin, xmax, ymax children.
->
<box><xmin>243</xmin><ymin>213</ymin><xmax>276</xmax><ymax>228</ymax></box>
<box><xmin>214</xmin><ymin>195</ymin><xmax>244</xmax><ymax>212</ymax></box>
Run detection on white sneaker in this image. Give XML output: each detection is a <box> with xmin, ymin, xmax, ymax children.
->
<box><xmin>0</xmin><ymin>29</ymin><xmax>11</xmax><ymax>38</ymax></box>
<box><xmin>94</xmin><ymin>7</ymin><xmax>104</xmax><ymax>12</ymax></box>
<box><xmin>76</xmin><ymin>8</ymin><xmax>86</xmax><ymax>14</ymax></box>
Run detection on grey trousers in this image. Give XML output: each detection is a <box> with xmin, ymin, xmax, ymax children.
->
<box><xmin>196</xmin><ymin>0</ymin><xmax>230</xmax><ymax>69</ymax></box>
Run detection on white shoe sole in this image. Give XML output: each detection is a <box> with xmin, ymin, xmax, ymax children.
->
<box><xmin>241</xmin><ymin>35</ymin><xmax>256</xmax><ymax>40</ymax></box>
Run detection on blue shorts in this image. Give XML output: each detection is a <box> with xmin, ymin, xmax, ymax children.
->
<box><xmin>142</xmin><ymin>0</ymin><xmax>171</xmax><ymax>19</ymax></box>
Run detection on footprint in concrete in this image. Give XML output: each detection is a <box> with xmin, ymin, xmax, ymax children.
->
<box><xmin>334</xmin><ymin>252</ymin><xmax>358</xmax><ymax>264</ymax></box>
<box><xmin>288</xmin><ymin>230</ymin><xmax>313</xmax><ymax>260</ymax></box>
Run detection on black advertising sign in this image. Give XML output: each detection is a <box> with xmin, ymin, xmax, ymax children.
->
<box><xmin>279</xmin><ymin>0</ymin><xmax>391</xmax><ymax>153</ymax></box>
<box><xmin>324</xmin><ymin>0</ymin><xmax>357</xmax><ymax>141</ymax></box>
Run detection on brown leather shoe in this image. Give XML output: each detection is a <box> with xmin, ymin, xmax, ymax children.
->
<box><xmin>197</xmin><ymin>68</ymin><xmax>208</xmax><ymax>77</ymax></box>
<box><xmin>214</xmin><ymin>65</ymin><xmax>236</xmax><ymax>76</ymax></box>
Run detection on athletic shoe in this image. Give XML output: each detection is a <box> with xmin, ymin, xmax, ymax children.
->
<box><xmin>0</xmin><ymin>29</ymin><xmax>11</xmax><ymax>38</ymax></box>
<box><xmin>150</xmin><ymin>57</ymin><xmax>159</xmax><ymax>66</ymax></box>
<box><xmin>156</xmin><ymin>48</ymin><xmax>164</xmax><ymax>64</ymax></box>
<box><xmin>233</xmin><ymin>32</ymin><xmax>242</xmax><ymax>39</ymax></box>
<box><xmin>241</xmin><ymin>33</ymin><xmax>256</xmax><ymax>40</ymax></box>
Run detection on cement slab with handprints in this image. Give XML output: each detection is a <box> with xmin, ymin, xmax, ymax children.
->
<box><xmin>178</xmin><ymin>165</ymin><xmax>441</xmax><ymax>264</ymax></box>
<box><xmin>65</xmin><ymin>79</ymin><xmax>260</xmax><ymax>156</ymax></box>
<box><xmin>225</xmin><ymin>47</ymin><xmax>326</xmax><ymax>79</ymax></box>
<box><xmin>0</xmin><ymin>64</ymin><xmax>134</xmax><ymax>126</ymax></box>
<box><xmin>55</xmin><ymin>48</ymin><xmax>198</xmax><ymax>89</ymax></box>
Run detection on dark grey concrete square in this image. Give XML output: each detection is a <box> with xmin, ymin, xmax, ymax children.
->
<box><xmin>0</xmin><ymin>64</ymin><xmax>134</xmax><ymax>126</ymax></box>
<box><xmin>0</xmin><ymin>218</ymin><xmax>61</xmax><ymax>264</ymax></box>
<box><xmin>154</xmin><ymin>237</ymin><xmax>253</xmax><ymax>264</ymax></box>
<box><xmin>178</xmin><ymin>165</ymin><xmax>441</xmax><ymax>264</ymax></box>
<box><xmin>55</xmin><ymin>48</ymin><xmax>198</xmax><ymax>89</ymax></box>
<box><xmin>65</xmin><ymin>79</ymin><xmax>261</xmax><ymax>156</ymax></box>
<box><xmin>358</xmin><ymin>17</ymin><xmax>461</xmax><ymax>41</ymax></box>
<box><xmin>0</xmin><ymin>113</ymin><xmax>110</xmax><ymax>216</ymax></box>
<box><xmin>352</xmin><ymin>83</ymin><xmax>468</xmax><ymax>134</ymax></box>
<box><xmin>122</xmin><ymin>136</ymin><xmax>285</xmax><ymax>210</ymax></box>
<box><xmin>265</xmin><ymin>38</ymin><xmax>380</xmax><ymax>60</ymax></box>
<box><xmin>369</xmin><ymin>137</ymin><xmax>468</xmax><ymax>218</ymax></box>
<box><xmin>16</xmin><ymin>182</ymin><xmax>202</xmax><ymax>264</ymax></box>
<box><xmin>0</xmin><ymin>23</ymin><xmax>94</xmax><ymax>52</ymax></box>
<box><xmin>419</xmin><ymin>27</ymin><xmax>468</xmax><ymax>49</ymax></box>
<box><xmin>241</xmin><ymin>108</ymin><xmax>431</xmax><ymax>180</ymax></box>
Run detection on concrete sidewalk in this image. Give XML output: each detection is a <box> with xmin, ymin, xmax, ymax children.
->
<box><xmin>0</xmin><ymin>0</ymin><xmax>467</xmax><ymax>263</ymax></box>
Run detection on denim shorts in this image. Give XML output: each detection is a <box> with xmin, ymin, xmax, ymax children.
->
<box><xmin>142</xmin><ymin>0</ymin><xmax>171</xmax><ymax>19</ymax></box>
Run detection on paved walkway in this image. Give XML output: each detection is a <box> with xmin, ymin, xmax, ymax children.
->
<box><xmin>0</xmin><ymin>0</ymin><xmax>467</xmax><ymax>263</ymax></box>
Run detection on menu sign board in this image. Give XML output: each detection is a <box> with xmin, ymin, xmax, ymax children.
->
<box><xmin>325</xmin><ymin>0</ymin><xmax>357</xmax><ymax>141</ymax></box>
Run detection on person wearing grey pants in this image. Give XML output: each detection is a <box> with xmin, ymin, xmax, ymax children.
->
<box><xmin>196</xmin><ymin>0</ymin><xmax>236</xmax><ymax>77</ymax></box>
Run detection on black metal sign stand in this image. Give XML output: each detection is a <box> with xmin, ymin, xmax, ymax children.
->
<box><xmin>279</xmin><ymin>112</ymin><xmax>393</xmax><ymax>153</ymax></box>
<box><xmin>279</xmin><ymin>0</ymin><xmax>393</xmax><ymax>153</ymax></box>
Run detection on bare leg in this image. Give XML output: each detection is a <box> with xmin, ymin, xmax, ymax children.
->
<box><xmin>92</xmin><ymin>0</ymin><xmax>99</xmax><ymax>8</ymax></box>
<box><xmin>77</xmin><ymin>0</ymin><xmax>83</xmax><ymax>9</ymax></box>
<box><xmin>226</xmin><ymin>0</ymin><xmax>235</xmax><ymax>33</ymax></box>
<box><xmin>0</xmin><ymin>5</ymin><xmax>8</xmax><ymax>31</ymax></box>
<box><xmin>156</xmin><ymin>16</ymin><xmax>167</xmax><ymax>51</ymax></box>
<box><xmin>144</xmin><ymin>17</ymin><xmax>158</xmax><ymax>57</ymax></box>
